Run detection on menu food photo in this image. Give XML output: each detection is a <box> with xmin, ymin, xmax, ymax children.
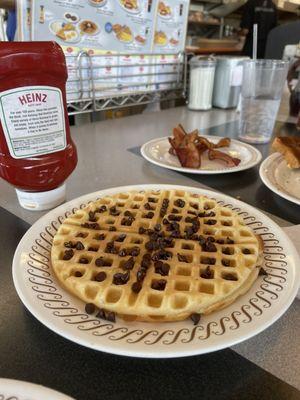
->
<box><xmin>1</xmin><ymin>2</ymin><xmax>300</xmax><ymax>400</ymax></box>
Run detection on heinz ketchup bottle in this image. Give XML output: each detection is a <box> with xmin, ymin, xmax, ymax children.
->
<box><xmin>0</xmin><ymin>42</ymin><xmax>77</xmax><ymax>210</ymax></box>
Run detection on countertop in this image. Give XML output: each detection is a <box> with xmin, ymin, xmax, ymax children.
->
<box><xmin>0</xmin><ymin>103</ymin><xmax>299</xmax><ymax>400</ymax></box>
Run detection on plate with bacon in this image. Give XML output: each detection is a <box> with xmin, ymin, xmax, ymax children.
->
<box><xmin>141</xmin><ymin>125</ymin><xmax>262</xmax><ymax>174</ymax></box>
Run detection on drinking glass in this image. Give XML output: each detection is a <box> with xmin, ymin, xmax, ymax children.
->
<box><xmin>238</xmin><ymin>59</ymin><xmax>289</xmax><ymax>144</ymax></box>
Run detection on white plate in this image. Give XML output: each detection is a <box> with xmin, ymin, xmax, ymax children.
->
<box><xmin>79</xmin><ymin>20</ymin><xmax>100</xmax><ymax>36</ymax></box>
<box><xmin>89</xmin><ymin>0</ymin><xmax>107</xmax><ymax>7</ymax></box>
<box><xmin>118</xmin><ymin>0</ymin><xmax>141</xmax><ymax>14</ymax></box>
<box><xmin>158</xmin><ymin>2</ymin><xmax>172</xmax><ymax>19</ymax></box>
<box><xmin>141</xmin><ymin>136</ymin><xmax>262</xmax><ymax>174</ymax></box>
<box><xmin>0</xmin><ymin>378</ymin><xmax>74</xmax><ymax>400</ymax></box>
<box><xmin>49</xmin><ymin>20</ymin><xmax>80</xmax><ymax>44</ymax></box>
<box><xmin>260</xmin><ymin>153</ymin><xmax>300</xmax><ymax>206</ymax></box>
<box><xmin>12</xmin><ymin>184</ymin><xmax>299</xmax><ymax>358</ymax></box>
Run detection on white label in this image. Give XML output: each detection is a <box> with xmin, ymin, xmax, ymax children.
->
<box><xmin>0</xmin><ymin>86</ymin><xmax>66</xmax><ymax>159</ymax></box>
<box><xmin>230</xmin><ymin>65</ymin><xmax>243</xmax><ymax>87</ymax></box>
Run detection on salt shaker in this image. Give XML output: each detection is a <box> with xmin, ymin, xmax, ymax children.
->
<box><xmin>188</xmin><ymin>56</ymin><xmax>216</xmax><ymax>111</ymax></box>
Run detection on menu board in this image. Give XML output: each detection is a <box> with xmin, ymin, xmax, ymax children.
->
<box><xmin>17</xmin><ymin>0</ymin><xmax>31</xmax><ymax>41</ymax></box>
<box><xmin>153</xmin><ymin>0</ymin><xmax>189</xmax><ymax>54</ymax></box>
<box><xmin>31</xmin><ymin>0</ymin><xmax>157</xmax><ymax>53</ymax></box>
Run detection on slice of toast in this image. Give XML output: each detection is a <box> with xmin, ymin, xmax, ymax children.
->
<box><xmin>272</xmin><ymin>136</ymin><xmax>300</xmax><ymax>169</ymax></box>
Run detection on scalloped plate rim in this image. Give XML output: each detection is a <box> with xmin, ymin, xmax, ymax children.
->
<box><xmin>259</xmin><ymin>152</ymin><xmax>300</xmax><ymax>206</ymax></box>
<box><xmin>12</xmin><ymin>184</ymin><xmax>300</xmax><ymax>358</ymax></box>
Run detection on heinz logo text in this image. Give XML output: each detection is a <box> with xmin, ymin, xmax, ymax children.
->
<box><xmin>18</xmin><ymin>93</ymin><xmax>47</xmax><ymax>105</ymax></box>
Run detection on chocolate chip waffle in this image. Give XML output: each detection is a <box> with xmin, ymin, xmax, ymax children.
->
<box><xmin>51</xmin><ymin>189</ymin><xmax>263</xmax><ymax>322</ymax></box>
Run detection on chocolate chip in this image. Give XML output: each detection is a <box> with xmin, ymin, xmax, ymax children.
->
<box><xmin>206</xmin><ymin>236</ymin><xmax>215</xmax><ymax>243</ymax></box>
<box><xmin>79</xmin><ymin>257</ymin><xmax>89</xmax><ymax>264</ymax></box>
<box><xmin>200</xmin><ymin>266</ymin><xmax>214</xmax><ymax>279</ymax></box>
<box><xmin>222</xmin><ymin>259</ymin><xmax>230</xmax><ymax>267</ymax></box>
<box><xmin>144</xmin><ymin>212</ymin><xmax>154</xmax><ymax>219</ymax></box>
<box><xmin>216</xmin><ymin>239</ymin><xmax>225</xmax><ymax>244</ymax></box>
<box><xmin>132</xmin><ymin>204</ymin><xmax>139</xmax><ymax>209</ymax></box>
<box><xmin>154</xmin><ymin>261</ymin><xmax>170</xmax><ymax>276</ymax></box>
<box><xmin>119</xmin><ymin>249</ymin><xmax>127</xmax><ymax>257</ymax></box>
<box><xmin>139</xmin><ymin>227</ymin><xmax>147</xmax><ymax>234</ymax></box>
<box><xmin>89</xmin><ymin>211</ymin><xmax>97</xmax><ymax>222</ymax></box>
<box><xmin>259</xmin><ymin>267</ymin><xmax>267</xmax><ymax>276</ymax></box>
<box><xmin>141</xmin><ymin>254</ymin><xmax>151</xmax><ymax>269</ymax></box>
<box><xmin>190</xmin><ymin>203</ymin><xmax>199</xmax><ymax>210</ymax></box>
<box><xmin>81</xmin><ymin>222</ymin><xmax>100</xmax><ymax>230</ymax></box>
<box><xmin>128</xmin><ymin>247</ymin><xmax>140</xmax><ymax>257</ymax></box>
<box><xmin>95</xmin><ymin>271</ymin><xmax>107</xmax><ymax>282</ymax></box>
<box><xmin>113</xmin><ymin>271</ymin><xmax>130</xmax><ymax>285</ymax></box>
<box><xmin>62</xmin><ymin>243</ymin><xmax>75</xmax><ymax>253</ymax></box>
<box><xmin>222</xmin><ymin>247</ymin><xmax>232</xmax><ymax>255</ymax></box>
<box><xmin>184</xmin><ymin>226</ymin><xmax>194</xmax><ymax>238</ymax></box>
<box><xmin>94</xmin><ymin>233</ymin><xmax>105</xmax><ymax>241</ymax></box>
<box><xmin>152</xmin><ymin>249</ymin><xmax>172</xmax><ymax>261</ymax></box>
<box><xmin>154</xmin><ymin>223</ymin><xmax>162</xmax><ymax>231</ymax></box>
<box><xmin>171</xmin><ymin>208</ymin><xmax>179</xmax><ymax>214</ymax></box>
<box><xmin>190</xmin><ymin>313</ymin><xmax>201</xmax><ymax>325</ymax></box>
<box><xmin>75</xmin><ymin>233</ymin><xmax>86</xmax><ymax>238</ymax></box>
<box><xmin>105</xmin><ymin>242</ymin><xmax>118</xmax><ymax>254</ymax></box>
<box><xmin>170</xmin><ymin>230</ymin><xmax>181</xmax><ymax>238</ymax></box>
<box><xmin>226</xmin><ymin>238</ymin><xmax>234</xmax><ymax>245</ymax></box>
<box><xmin>109</xmin><ymin>206</ymin><xmax>120</xmax><ymax>216</ymax></box>
<box><xmin>202</xmin><ymin>242</ymin><xmax>217</xmax><ymax>252</ymax></box>
<box><xmin>123</xmin><ymin>257</ymin><xmax>135</xmax><ymax>270</ymax></box>
<box><xmin>96</xmin><ymin>309</ymin><xmax>116</xmax><ymax>323</ymax></box>
<box><xmin>74</xmin><ymin>271</ymin><xmax>82</xmax><ymax>277</ymax></box>
<box><xmin>242</xmin><ymin>248</ymin><xmax>251</xmax><ymax>254</ymax></box>
<box><xmin>124</xmin><ymin>210</ymin><xmax>134</xmax><ymax>217</ymax></box>
<box><xmin>106</xmin><ymin>312</ymin><xmax>116</xmax><ymax>323</ymax></box>
<box><xmin>205</xmin><ymin>219</ymin><xmax>217</xmax><ymax>225</ymax></box>
<box><xmin>201</xmin><ymin>257</ymin><xmax>216</xmax><ymax>265</ymax></box>
<box><xmin>162</xmin><ymin>199</ymin><xmax>169</xmax><ymax>207</ymax></box>
<box><xmin>137</xmin><ymin>268</ymin><xmax>146</xmax><ymax>282</ymax></box>
<box><xmin>145</xmin><ymin>241</ymin><xmax>158</xmax><ymax>251</ymax></box>
<box><xmin>121</xmin><ymin>217</ymin><xmax>134</xmax><ymax>226</ymax></box>
<box><xmin>192</xmin><ymin>220</ymin><xmax>200</xmax><ymax>233</ymax></box>
<box><xmin>178</xmin><ymin>254</ymin><xmax>188</xmax><ymax>263</ymax></box>
<box><xmin>76</xmin><ymin>241</ymin><xmax>85</xmax><ymax>250</ymax></box>
<box><xmin>109</xmin><ymin>226</ymin><xmax>117</xmax><ymax>231</ymax></box>
<box><xmin>85</xmin><ymin>303</ymin><xmax>95</xmax><ymax>314</ymax></box>
<box><xmin>162</xmin><ymin>218</ymin><xmax>169</xmax><ymax>225</ymax></box>
<box><xmin>115</xmin><ymin>234</ymin><xmax>126</xmax><ymax>242</ymax></box>
<box><xmin>223</xmin><ymin>273</ymin><xmax>238</xmax><ymax>281</ymax></box>
<box><xmin>198</xmin><ymin>235</ymin><xmax>206</xmax><ymax>246</ymax></box>
<box><xmin>168</xmin><ymin>214</ymin><xmax>182</xmax><ymax>222</ymax></box>
<box><xmin>174</xmin><ymin>199</ymin><xmax>185</xmax><ymax>208</ymax></box>
<box><xmin>131</xmin><ymin>281</ymin><xmax>142</xmax><ymax>293</ymax></box>
<box><xmin>95</xmin><ymin>257</ymin><xmax>105</xmax><ymax>267</ymax></box>
<box><xmin>144</xmin><ymin>203</ymin><xmax>153</xmax><ymax>210</ymax></box>
<box><xmin>148</xmin><ymin>197</ymin><xmax>156</xmax><ymax>203</ymax></box>
<box><xmin>96</xmin><ymin>205</ymin><xmax>107</xmax><ymax>213</ymax></box>
<box><xmin>151</xmin><ymin>279</ymin><xmax>166</xmax><ymax>291</ymax></box>
<box><xmin>96</xmin><ymin>309</ymin><xmax>105</xmax><ymax>319</ymax></box>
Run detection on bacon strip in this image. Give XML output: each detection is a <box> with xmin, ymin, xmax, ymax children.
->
<box><xmin>168</xmin><ymin>124</ymin><xmax>240</xmax><ymax>169</ymax></box>
<box><xmin>208</xmin><ymin>149</ymin><xmax>241</xmax><ymax>167</ymax></box>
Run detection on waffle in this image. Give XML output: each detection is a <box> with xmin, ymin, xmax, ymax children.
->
<box><xmin>51</xmin><ymin>189</ymin><xmax>263</xmax><ymax>322</ymax></box>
